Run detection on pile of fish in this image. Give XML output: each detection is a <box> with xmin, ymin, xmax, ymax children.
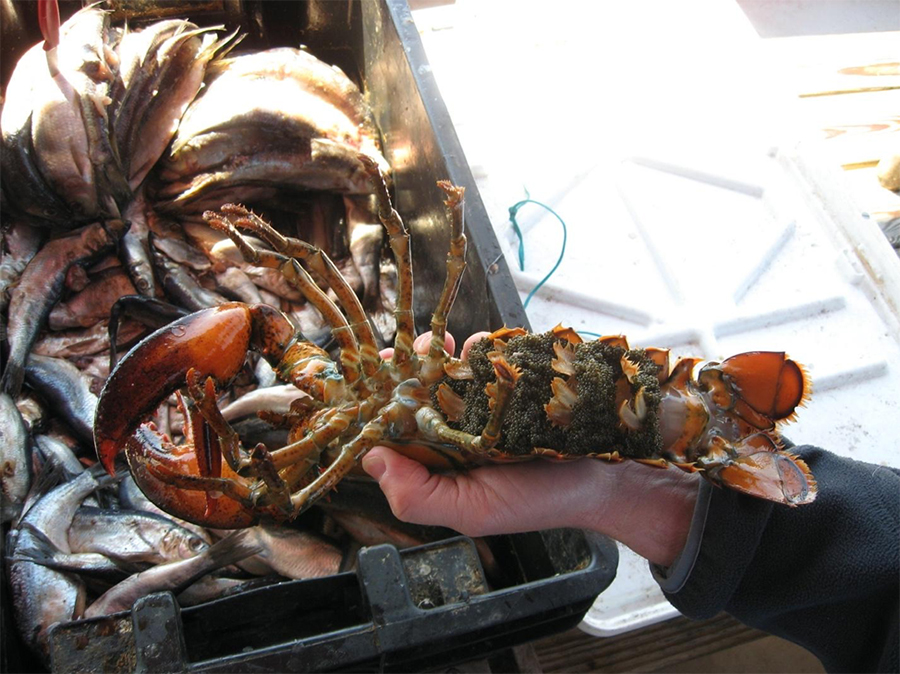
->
<box><xmin>4</xmin><ymin>434</ymin><xmax>458</xmax><ymax>663</ymax></box>
<box><xmin>0</xmin><ymin>4</ymin><xmax>424</xmax><ymax>665</ymax></box>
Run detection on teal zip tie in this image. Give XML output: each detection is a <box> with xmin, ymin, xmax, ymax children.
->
<box><xmin>508</xmin><ymin>195</ymin><xmax>568</xmax><ymax>309</ymax></box>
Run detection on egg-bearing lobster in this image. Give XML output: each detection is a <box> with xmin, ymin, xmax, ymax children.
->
<box><xmin>94</xmin><ymin>156</ymin><xmax>816</xmax><ymax>529</ymax></box>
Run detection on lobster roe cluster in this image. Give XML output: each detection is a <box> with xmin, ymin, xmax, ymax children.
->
<box><xmin>438</xmin><ymin>333</ymin><xmax>664</xmax><ymax>459</ymax></box>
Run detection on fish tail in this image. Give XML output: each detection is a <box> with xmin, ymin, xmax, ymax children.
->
<box><xmin>206</xmin><ymin>529</ymin><xmax>262</xmax><ymax>569</ymax></box>
<box><xmin>88</xmin><ymin>458</ymin><xmax>127</xmax><ymax>486</ymax></box>
<box><xmin>0</xmin><ymin>360</ymin><xmax>25</xmax><ymax>398</ymax></box>
<box><xmin>9</xmin><ymin>523</ymin><xmax>60</xmax><ymax>566</ymax></box>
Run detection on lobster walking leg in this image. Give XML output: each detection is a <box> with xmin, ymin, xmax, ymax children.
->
<box><xmin>417</xmin><ymin>350</ymin><xmax>521</xmax><ymax>457</ymax></box>
<box><xmin>186</xmin><ymin>369</ymin><xmax>248</xmax><ymax>473</ymax></box>
<box><xmin>359</xmin><ymin>154</ymin><xmax>416</xmax><ymax>379</ymax></box>
<box><xmin>205</xmin><ymin>213</ymin><xmax>363</xmax><ymax>388</ymax></box>
<box><xmin>420</xmin><ymin>181</ymin><xmax>467</xmax><ymax>385</ymax></box>
<box><xmin>213</xmin><ymin>204</ymin><xmax>384</xmax><ymax>381</ymax></box>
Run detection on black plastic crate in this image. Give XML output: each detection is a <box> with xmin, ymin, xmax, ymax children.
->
<box><xmin>45</xmin><ymin>532</ymin><xmax>617</xmax><ymax>673</ymax></box>
<box><xmin>1</xmin><ymin>1</ymin><xmax>618</xmax><ymax>671</ymax></box>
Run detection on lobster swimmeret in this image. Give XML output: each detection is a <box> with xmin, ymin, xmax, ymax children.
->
<box><xmin>94</xmin><ymin>156</ymin><xmax>816</xmax><ymax>529</ymax></box>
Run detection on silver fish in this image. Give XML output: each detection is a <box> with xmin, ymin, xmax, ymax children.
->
<box><xmin>0</xmin><ymin>43</ymin><xmax>73</xmax><ymax>223</ymax></box>
<box><xmin>31</xmin><ymin>318</ymin><xmax>147</xmax><ymax>360</ymax></box>
<box><xmin>55</xmin><ymin>6</ymin><xmax>130</xmax><ymax>215</ymax></box>
<box><xmin>83</xmin><ymin>529</ymin><xmax>262</xmax><ymax>618</ymax></box>
<box><xmin>30</xmin><ymin>10</ymin><xmax>103</xmax><ymax>218</ymax></box>
<box><xmin>254</xmin><ymin>357</ymin><xmax>278</xmax><ymax>389</ymax></box>
<box><xmin>344</xmin><ymin>195</ymin><xmax>384</xmax><ymax>305</ymax></box>
<box><xmin>9</xmin><ymin>524</ymin><xmax>133</xmax><ymax>584</ymax></box>
<box><xmin>150</xmin><ymin>244</ymin><xmax>228</xmax><ymax>310</ymax></box>
<box><xmin>152</xmin><ymin>234</ymin><xmax>212</xmax><ymax>271</ymax></box>
<box><xmin>24</xmin><ymin>355</ymin><xmax>98</xmax><ymax>445</ymax></box>
<box><xmin>1</xmin><ymin>220</ymin><xmax>126</xmax><ymax>396</ymax></box>
<box><xmin>242</xmin><ymin>264</ymin><xmax>306</xmax><ymax>302</ymax></box>
<box><xmin>369</xmin><ymin>257</ymin><xmax>399</xmax><ymax>345</ymax></box>
<box><xmin>111</xmin><ymin>20</ymin><xmax>193</xmax><ymax>159</ymax></box>
<box><xmin>34</xmin><ymin>434</ymin><xmax>86</xmax><ymax>482</ymax></box>
<box><xmin>220</xmin><ymin>384</ymin><xmax>307</xmax><ymax>422</ymax></box>
<box><xmin>9</xmin><ymin>466</ymin><xmax>111</xmax><ymax>659</ymax></box>
<box><xmin>0</xmin><ymin>223</ymin><xmax>43</xmax><ymax>314</ymax></box>
<box><xmin>0</xmin><ymin>392</ymin><xmax>31</xmax><ymax>521</ymax></box>
<box><xmin>120</xmin><ymin>190</ymin><xmax>156</xmax><ymax>296</ymax></box>
<box><xmin>15</xmin><ymin>394</ymin><xmax>47</xmax><ymax>434</ymax></box>
<box><xmin>216</xmin><ymin>267</ymin><xmax>264</xmax><ymax>304</ymax></box>
<box><xmin>220</xmin><ymin>524</ymin><xmax>343</xmax><ymax>580</ymax></box>
<box><xmin>204</xmin><ymin>47</ymin><xmax>378</xmax><ymax>138</ymax></box>
<box><xmin>122</xmin><ymin>27</ymin><xmax>228</xmax><ymax>188</ymax></box>
<box><xmin>48</xmin><ymin>268</ymin><xmax>137</xmax><ymax>330</ymax></box>
<box><xmin>158</xmin><ymin>138</ymin><xmax>380</xmax><ymax>212</ymax></box>
<box><xmin>117</xmin><ymin>474</ymin><xmax>213</xmax><ymax>544</ymax></box>
<box><xmin>177</xmin><ymin>575</ymin><xmax>282</xmax><ymax>607</ymax></box>
<box><xmin>68</xmin><ymin>505</ymin><xmax>209</xmax><ymax>566</ymax></box>
<box><xmin>287</xmin><ymin>301</ymin><xmax>332</xmax><ymax>348</ymax></box>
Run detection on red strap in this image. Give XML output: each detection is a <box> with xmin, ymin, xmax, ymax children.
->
<box><xmin>37</xmin><ymin>0</ymin><xmax>61</xmax><ymax>51</ymax></box>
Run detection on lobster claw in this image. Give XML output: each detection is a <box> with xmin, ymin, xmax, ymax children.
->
<box><xmin>94</xmin><ymin>303</ymin><xmax>255</xmax><ymax>474</ymax></box>
<box><xmin>94</xmin><ymin>302</ymin><xmax>298</xmax><ymax>527</ymax></box>
<box><xmin>126</xmin><ymin>425</ymin><xmax>262</xmax><ymax>528</ymax></box>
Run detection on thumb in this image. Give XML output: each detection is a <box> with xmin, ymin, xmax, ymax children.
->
<box><xmin>362</xmin><ymin>446</ymin><xmax>463</xmax><ymax>529</ymax></box>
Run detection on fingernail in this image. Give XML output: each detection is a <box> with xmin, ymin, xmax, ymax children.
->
<box><xmin>363</xmin><ymin>455</ymin><xmax>386</xmax><ymax>482</ymax></box>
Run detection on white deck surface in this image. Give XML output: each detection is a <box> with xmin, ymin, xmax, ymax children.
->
<box><xmin>409</xmin><ymin>0</ymin><xmax>900</xmax><ymax>636</ymax></box>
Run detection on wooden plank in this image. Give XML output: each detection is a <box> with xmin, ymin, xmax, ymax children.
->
<box><xmin>764</xmin><ymin>32</ymin><xmax>900</xmax><ymax>95</ymax></box>
<box><xmin>532</xmin><ymin>614</ymin><xmax>768</xmax><ymax>673</ymax></box>
<box><xmin>839</xmin><ymin>167</ymin><xmax>900</xmax><ymax>221</ymax></box>
<box><xmin>792</xmin><ymin>88</ymin><xmax>900</xmax><ymax>128</ymax></box>
<box><xmin>819</xmin><ymin>127</ymin><xmax>900</xmax><ymax>168</ymax></box>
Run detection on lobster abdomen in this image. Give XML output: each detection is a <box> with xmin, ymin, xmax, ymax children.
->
<box><xmin>432</xmin><ymin>328</ymin><xmax>815</xmax><ymax>505</ymax></box>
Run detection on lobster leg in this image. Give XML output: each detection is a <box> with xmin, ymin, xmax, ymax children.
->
<box><xmin>186</xmin><ymin>369</ymin><xmax>248</xmax><ymax>473</ymax></box>
<box><xmin>205</xmin><ymin>212</ymin><xmax>363</xmax><ymax>387</ymax></box>
<box><xmin>215</xmin><ymin>204</ymin><xmax>384</xmax><ymax>381</ymax></box>
<box><xmin>359</xmin><ymin>154</ymin><xmax>417</xmax><ymax>379</ymax></box>
<box><xmin>420</xmin><ymin>181</ymin><xmax>467</xmax><ymax>385</ymax></box>
<box><xmin>266</xmin><ymin>406</ymin><xmax>355</xmax><ymax>471</ymax></box>
<box><xmin>416</xmin><ymin>350</ymin><xmax>521</xmax><ymax>457</ymax></box>
<box><xmin>289</xmin><ymin>410</ymin><xmax>393</xmax><ymax>515</ymax></box>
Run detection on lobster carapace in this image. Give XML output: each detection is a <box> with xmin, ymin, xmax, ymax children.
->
<box><xmin>94</xmin><ymin>156</ymin><xmax>816</xmax><ymax>528</ymax></box>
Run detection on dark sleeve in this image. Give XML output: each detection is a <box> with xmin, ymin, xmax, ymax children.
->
<box><xmin>651</xmin><ymin>446</ymin><xmax>900</xmax><ymax>673</ymax></box>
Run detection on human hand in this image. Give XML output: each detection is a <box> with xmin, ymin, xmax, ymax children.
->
<box><xmin>365</xmin><ymin>331</ymin><xmax>700</xmax><ymax>567</ymax></box>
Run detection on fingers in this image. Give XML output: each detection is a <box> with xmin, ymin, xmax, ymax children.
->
<box><xmin>380</xmin><ymin>331</ymin><xmax>459</xmax><ymax>361</ymax></box>
<box><xmin>461</xmin><ymin>332</ymin><xmax>491</xmax><ymax>361</ymax></box>
<box><xmin>412</xmin><ymin>331</ymin><xmax>456</xmax><ymax>357</ymax></box>
<box><xmin>362</xmin><ymin>445</ymin><xmax>471</xmax><ymax>532</ymax></box>
<box><xmin>362</xmin><ymin>444</ymin><xmax>601</xmax><ymax>537</ymax></box>
<box><xmin>379</xmin><ymin>331</ymin><xmax>491</xmax><ymax>362</ymax></box>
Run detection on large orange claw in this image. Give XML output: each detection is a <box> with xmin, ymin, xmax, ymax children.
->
<box><xmin>95</xmin><ymin>303</ymin><xmax>255</xmax><ymax>474</ymax></box>
<box><xmin>126</xmin><ymin>425</ymin><xmax>264</xmax><ymax>528</ymax></box>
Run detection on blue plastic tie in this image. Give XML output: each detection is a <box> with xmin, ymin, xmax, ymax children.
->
<box><xmin>508</xmin><ymin>196</ymin><xmax>568</xmax><ymax>309</ymax></box>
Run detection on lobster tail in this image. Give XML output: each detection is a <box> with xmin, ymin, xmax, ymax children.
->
<box><xmin>703</xmin><ymin>436</ymin><xmax>817</xmax><ymax>506</ymax></box>
<box><xmin>717</xmin><ymin>351</ymin><xmax>810</xmax><ymax>424</ymax></box>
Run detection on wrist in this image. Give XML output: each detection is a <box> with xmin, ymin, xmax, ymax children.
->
<box><xmin>581</xmin><ymin>461</ymin><xmax>700</xmax><ymax>567</ymax></box>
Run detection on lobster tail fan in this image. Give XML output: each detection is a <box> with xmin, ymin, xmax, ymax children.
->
<box><xmin>719</xmin><ymin>352</ymin><xmax>811</xmax><ymax>424</ymax></box>
<box><xmin>709</xmin><ymin>449</ymin><xmax>817</xmax><ymax>506</ymax></box>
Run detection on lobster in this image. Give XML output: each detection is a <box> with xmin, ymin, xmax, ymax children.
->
<box><xmin>94</xmin><ymin>156</ymin><xmax>816</xmax><ymax>529</ymax></box>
